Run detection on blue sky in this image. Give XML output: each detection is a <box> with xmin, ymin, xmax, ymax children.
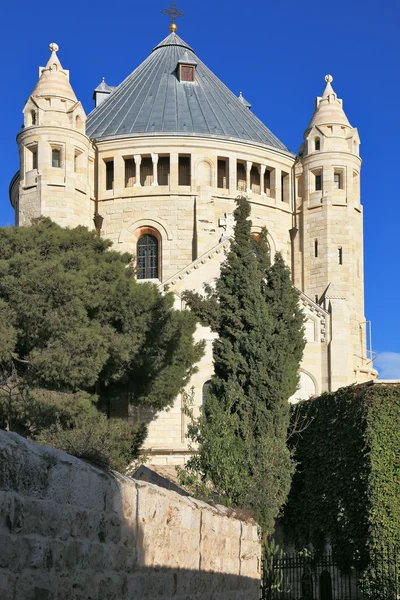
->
<box><xmin>1</xmin><ymin>0</ymin><xmax>399</xmax><ymax>376</ymax></box>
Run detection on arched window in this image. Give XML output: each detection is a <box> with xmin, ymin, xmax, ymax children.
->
<box><xmin>137</xmin><ymin>234</ymin><xmax>159</xmax><ymax>280</ymax></box>
<box><xmin>202</xmin><ymin>380</ymin><xmax>211</xmax><ymax>406</ymax></box>
<box><xmin>315</xmin><ymin>137</ymin><xmax>321</xmax><ymax>151</ymax></box>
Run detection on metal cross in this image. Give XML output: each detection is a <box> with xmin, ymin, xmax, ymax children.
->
<box><xmin>162</xmin><ymin>2</ymin><xmax>184</xmax><ymax>25</ymax></box>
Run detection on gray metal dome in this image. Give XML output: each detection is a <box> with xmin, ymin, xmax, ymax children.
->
<box><xmin>86</xmin><ymin>33</ymin><xmax>289</xmax><ymax>152</ymax></box>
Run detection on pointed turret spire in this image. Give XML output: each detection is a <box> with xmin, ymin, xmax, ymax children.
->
<box><xmin>307</xmin><ymin>74</ymin><xmax>350</xmax><ymax>131</ymax></box>
<box><xmin>31</xmin><ymin>43</ymin><xmax>77</xmax><ymax>102</ymax></box>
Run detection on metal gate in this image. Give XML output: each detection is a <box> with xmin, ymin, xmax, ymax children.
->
<box><xmin>261</xmin><ymin>553</ymin><xmax>364</xmax><ymax>600</ymax></box>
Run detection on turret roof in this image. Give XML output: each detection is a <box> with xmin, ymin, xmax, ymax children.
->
<box><xmin>86</xmin><ymin>32</ymin><xmax>289</xmax><ymax>152</ymax></box>
<box><xmin>307</xmin><ymin>74</ymin><xmax>351</xmax><ymax>131</ymax></box>
<box><xmin>31</xmin><ymin>43</ymin><xmax>77</xmax><ymax>102</ymax></box>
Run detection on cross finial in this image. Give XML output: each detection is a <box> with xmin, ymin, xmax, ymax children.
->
<box><xmin>162</xmin><ymin>2</ymin><xmax>184</xmax><ymax>32</ymax></box>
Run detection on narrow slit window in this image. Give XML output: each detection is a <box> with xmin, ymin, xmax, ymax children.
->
<box><xmin>314</xmin><ymin>240</ymin><xmax>318</xmax><ymax>258</ymax></box>
<box><xmin>105</xmin><ymin>160</ymin><xmax>114</xmax><ymax>190</ymax></box>
<box><xmin>334</xmin><ymin>172</ymin><xmax>342</xmax><ymax>189</ymax></box>
<box><xmin>251</xmin><ymin>165</ymin><xmax>261</xmax><ymax>194</ymax></box>
<box><xmin>315</xmin><ymin>295</ymin><xmax>319</xmax><ymax>303</ymax></box>
<box><xmin>52</xmin><ymin>148</ymin><xmax>61</xmax><ymax>168</ymax></box>
<box><xmin>315</xmin><ymin>173</ymin><xmax>322</xmax><ymax>191</ymax></box>
<box><xmin>338</xmin><ymin>247</ymin><xmax>343</xmax><ymax>265</ymax></box>
<box><xmin>315</xmin><ymin>138</ymin><xmax>320</xmax><ymax>151</ymax></box>
<box><xmin>30</xmin><ymin>146</ymin><xmax>38</xmax><ymax>170</ymax></box>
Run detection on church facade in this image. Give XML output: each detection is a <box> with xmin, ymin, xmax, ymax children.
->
<box><xmin>9</xmin><ymin>25</ymin><xmax>377</xmax><ymax>465</ymax></box>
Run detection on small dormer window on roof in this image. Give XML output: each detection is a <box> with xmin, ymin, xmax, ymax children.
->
<box><xmin>177</xmin><ymin>51</ymin><xmax>197</xmax><ymax>83</ymax></box>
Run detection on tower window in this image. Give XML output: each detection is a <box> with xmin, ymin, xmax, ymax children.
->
<box><xmin>158</xmin><ymin>156</ymin><xmax>170</xmax><ymax>186</ymax></box>
<box><xmin>338</xmin><ymin>247</ymin><xmax>343</xmax><ymax>265</ymax></box>
<box><xmin>178</xmin><ymin>155</ymin><xmax>191</xmax><ymax>186</ymax></box>
<box><xmin>217</xmin><ymin>158</ymin><xmax>228</xmax><ymax>189</ymax></box>
<box><xmin>137</xmin><ymin>234</ymin><xmax>159</xmax><ymax>280</ymax></box>
<box><xmin>315</xmin><ymin>138</ymin><xmax>320</xmax><ymax>151</ymax></box>
<box><xmin>315</xmin><ymin>173</ymin><xmax>322</xmax><ymax>191</ymax></box>
<box><xmin>105</xmin><ymin>159</ymin><xmax>114</xmax><ymax>190</ymax></box>
<box><xmin>124</xmin><ymin>158</ymin><xmax>135</xmax><ymax>187</ymax></box>
<box><xmin>180</xmin><ymin>65</ymin><xmax>195</xmax><ymax>82</ymax></box>
<box><xmin>314</xmin><ymin>240</ymin><xmax>318</xmax><ymax>258</ymax></box>
<box><xmin>334</xmin><ymin>171</ymin><xmax>342</xmax><ymax>189</ymax></box>
<box><xmin>51</xmin><ymin>148</ymin><xmax>61</xmax><ymax>168</ymax></box>
<box><xmin>30</xmin><ymin>110</ymin><xmax>37</xmax><ymax>126</ymax></box>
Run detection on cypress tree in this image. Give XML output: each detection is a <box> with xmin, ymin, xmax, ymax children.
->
<box><xmin>183</xmin><ymin>196</ymin><xmax>305</xmax><ymax>533</ymax></box>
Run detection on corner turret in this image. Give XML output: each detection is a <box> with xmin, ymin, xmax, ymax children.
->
<box><xmin>295</xmin><ymin>75</ymin><xmax>376</xmax><ymax>387</ymax></box>
<box><xmin>10</xmin><ymin>43</ymin><xmax>94</xmax><ymax>228</ymax></box>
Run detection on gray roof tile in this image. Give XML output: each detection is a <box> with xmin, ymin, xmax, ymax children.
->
<box><xmin>86</xmin><ymin>33</ymin><xmax>289</xmax><ymax>152</ymax></box>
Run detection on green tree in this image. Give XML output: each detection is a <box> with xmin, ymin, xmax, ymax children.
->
<box><xmin>182</xmin><ymin>196</ymin><xmax>305</xmax><ymax>533</ymax></box>
<box><xmin>0</xmin><ymin>218</ymin><xmax>204</xmax><ymax>469</ymax></box>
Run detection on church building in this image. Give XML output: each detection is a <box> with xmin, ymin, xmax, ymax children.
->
<box><xmin>9</xmin><ymin>12</ymin><xmax>377</xmax><ymax>465</ymax></box>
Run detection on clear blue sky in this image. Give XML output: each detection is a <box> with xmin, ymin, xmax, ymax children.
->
<box><xmin>1</xmin><ymin>0</ymin><xmax>399</xmax><ymax>376</ymax></box>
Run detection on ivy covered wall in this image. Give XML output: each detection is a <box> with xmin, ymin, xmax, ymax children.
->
<box><xmin>281</xmin><ymin>382</ymin><xmax>400</xmax><ymax>596</ymax></box>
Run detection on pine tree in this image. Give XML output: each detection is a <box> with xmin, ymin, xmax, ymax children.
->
<box><xmin>0</xmin><ymin>218</ymin><xmax>204</xmax><ymax>469</ymax></box>
<box><xmin>183</xmin><ymin>196</ymin><xmax>305</xmax><ymax>533</ymax></box>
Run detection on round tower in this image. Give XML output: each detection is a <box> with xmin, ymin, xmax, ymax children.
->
<box><xmin>10</xmin><ymin>43</ymin><xmax>94</xmax><ymax>228</ymax></box>
<box><xmin>297</xmin><ymin>75</ymin><xmax>376</xmax><ymax>387</ymax></box>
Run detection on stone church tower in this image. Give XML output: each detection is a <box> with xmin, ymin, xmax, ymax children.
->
<box><xmin>9</xmin><ymin>27</ymin><xmax>377</xmax><ymax>465</ymax></box>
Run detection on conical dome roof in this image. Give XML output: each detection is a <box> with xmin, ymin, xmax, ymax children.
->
<box><xmin>86</xmin><ymin>33</ymin><xmax>289</xmax><ymax>152</ymax></box>
<box><xmin>31</xmin><ymin>43</ymin><xmax>77</xmax><ymax>102</ymax></box>
<box><xmin>307</xmin><ymin>75</ymin><xmax>350</xmax><ymax>131</ymax></box>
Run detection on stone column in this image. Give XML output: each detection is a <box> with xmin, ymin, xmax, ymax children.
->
<box><xmin>134</xmin><ymin>155</ymin><xmax>142</xmax><ymax>187</ymax></box>
<box><xmin>151</xmin><ymin>153</ymin><xmax>159</xmax><ymax>186</ymax></box>
<box><xmin>170</xmin><ymin>152</ymin><xmax>179</xmax><ymax>190</ymax></box>
<box><xmin>229</xmin><ymin>156</ymin><xmax>236</xmax><ymax>195</ymax></box>
<box><xmin>246</xmin><ymin>161</ymin><xmax>252</xmax><ymax>194</ymax></box>
<box><xmin>259</xmin><ymin>164</ymin><xmax>266</xmax><ymax>196</ymax></box>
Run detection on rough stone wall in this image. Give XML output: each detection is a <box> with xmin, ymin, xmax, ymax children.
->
<box><xmin>0</xmin><ymin>431</ymin><xmax>261</xmax><ymax>600</ymax></box>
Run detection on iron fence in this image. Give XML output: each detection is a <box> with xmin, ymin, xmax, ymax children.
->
<box><xmin>261</xmin><ymin>549</ymin><xmax>400</xmax><ymax>600</ymax></box>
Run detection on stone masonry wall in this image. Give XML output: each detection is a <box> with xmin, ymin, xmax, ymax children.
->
<box><xmin>0</xmin><ymin>431</ymin><xmax>261</xmax><ymax>600</ymax></box>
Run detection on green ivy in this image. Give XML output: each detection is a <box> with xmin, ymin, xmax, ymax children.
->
<box><xmin>281</xmin><ymin>383</ymin><xmax>400</xmax><ymax>597</ymax></box>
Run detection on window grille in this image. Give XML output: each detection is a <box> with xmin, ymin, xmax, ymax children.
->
<box><xmin>137</xmin><ymin>234</ymin><xmax>159</xmax><ymax>280</ymax></box>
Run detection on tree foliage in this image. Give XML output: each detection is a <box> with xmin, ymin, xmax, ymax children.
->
<box><xmin>0</xmin><ymin>219</ymin><xmax>204</xmax><ymax>470</ymax></box>
<box><xmin>182</xmin><ymin>196</ymin><xmax>305</xmax><ymax>533</ymax></box>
